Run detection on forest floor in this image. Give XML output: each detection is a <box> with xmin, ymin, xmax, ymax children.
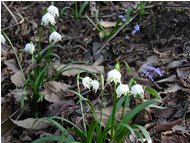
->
<box><xmin>1</xmin><ymin>1</ymin><xmax>190</xmax><ymax>143</ymax></box>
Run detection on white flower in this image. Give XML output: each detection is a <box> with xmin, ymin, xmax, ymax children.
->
<box><xmin>91</xmin><ymin>80</ymin><xmax>99</xmax><ymax>93</ymax></box>
<box><xmin>48</xmin><ymin>5</ymin><xmax>59</xmax><ymax>17</ymax></box>
<box><xmin>24</xmin><ymin>43</ymin><xmax>35</xmax><ymax>54</ymax></box>
<box><xmin>131</xmin><ymin>84</ymin><xmax>144</xmax><ymax>96</ymax></box>
<box><xmin>107</xmin><ymin>69</ymin><xmax>121</xmax><ymax>84</ymax></box>
<box><xmin>41</xmin><ymin>13</ymin><xmax>56</xmax><ymax>26</ymax></box>
<box><xmin>1</xmin><ymin>34</ymin><xmax>6</xmax><ymax>45</ymax></box>
<box><xmin>82</xmin><ymin>77</ymin><xmax>92</xmax><ymax>89</ymax></box>
<box><xmin>49</xmin><ymin>31</ymin><xmax>62</xmax><ymax>43</ymax></box>
<box><xmin>116</xmin><ymin>84</ymin><xmax>129</xmax><ymax>98</ymax></box>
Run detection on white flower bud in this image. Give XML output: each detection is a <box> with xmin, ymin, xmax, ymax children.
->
<box><xmin>107</xmin><ymin>69</ymin><xmax>121</xmax><ymax>84</ymax></box>
<box><xmin>48</xmin><ymin>5</ymin><xmax>59</xmax><ymax>17</ymax></box>
<box><xmin>91</xmin><ymin>80</ymin><xmax>99</xmax><ymax>93</ymax></box>
<box><xmin>41</xmin><ymin>13</ymin><xmax>56</xmax><ymax>26</ymax></box>
<box><xmin>49</xmin><ymin>31</ymin><xmax>62</xmax><ymax>43</ymax></box>
<box><xmin>1</xmin><ymin>34</ymin><xmax>6</xmax><ymax>45</ymax></box>
<box><xmin>116</xmin><ymin>84</ymin><xmax>129</xmax><ymax>98</ymax></box>
<box><xmin>82</xmin><ymin>77</ymin><xmax>92</xmax><ymax>89</ymax></box>
<box><xmin>131</xmin><ymin>84</ymin><xmax>144</xmax><ymax>97</ymax></box>
<box><xmin>24</xmin><ymin>43</ymin><xmax>35</xmax><ymax>54</ymax></box>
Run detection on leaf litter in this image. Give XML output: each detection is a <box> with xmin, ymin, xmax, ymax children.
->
<box><xmin>1</xmin><ymin>1</ymin><xmax>190</xmax><ymax>142</ymax></box>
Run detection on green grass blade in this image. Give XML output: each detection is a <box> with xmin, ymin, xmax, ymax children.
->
<box><xmin>145</xmin><ymin>86</ymin><xmax>162</xmax><ymax>99</ymax></box>
<box><xmin>79</xmin><ymin>1</ymin><xmax>89</xmax><ymax>17</ymax></box>
<box><xmin>114</xmin><ymin>99</ymin><xmax>160</xmax><ymax>139</ymax></box>
<box><xmin>32</xmin><ymin>135</ymin><xmax>62</xmax><ymax>143</ymax></box>
<box><xmin>134</xmin><ymin>124</ymin><xmax>152</xmax><ymax>143</ymax></box>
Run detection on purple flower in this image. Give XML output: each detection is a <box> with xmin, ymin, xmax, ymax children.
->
<box><xmin>118</xmin><ymin>15</ymin><xmax>126</xmax><ymax>23</ymax></box>
<box><xmin>141</xmin><ymin>65</ymin><xmax>164</xmax><ymax>81</ymax></box>
<box><xmin>131</xmin><ymin>24</ymin><xmax>140</xmax><ymax>35</ymax></box>
<box><xmin>144</xmin><ymin>65</ymin><xmax>163</xmax><ymax>77</ymax></box>
<box><xmin>145</xmin><ymin>72</ymin><xmax>154</xmax><ymax>81</ymax></box>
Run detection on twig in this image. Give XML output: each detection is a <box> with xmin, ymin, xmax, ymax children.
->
<box><xmin>95</xmin><ymin>14</ymin><xmax>138</xmax><ymax>54</ymax></box>
<box><xmin>2</xmin><ymin>2</ymin><xmax>19</xmax><ymax>25</ymax></box>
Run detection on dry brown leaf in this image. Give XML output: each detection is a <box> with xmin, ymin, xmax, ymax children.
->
<box><xmin>156</xmin><ymin>75</ymin><xmax>177</xmax><ymax>83</ymax></box>
<box><xmin>11</xmin><ymin>71</ymin><xmax>24</xmax><ymax>87</ymax></box>
<box><xmin>55</xmin><ymin>64</ymin><xmax>104</xmax><ymax>77</ymax></box>
<box><xmin>162</xmin><ymin>84</ymin><xmax>182</xmax><ymax>94</ymax></box>
<box><xmin>42</xmin><ymin>81</ymin><xmax>70</xmax><ymax>103</ymax></box>
<box><xmin>3</xmin><ymin>59</ymin><xmax>19</xmax><ymax>73</ymax></box>
<box><xmin>11</xmin><ymin>118</ymin><xmax>50</xmax><ymax>130</ymax></box>
<box><xmin>99</xmin><ymin>21</ymin><xmax>117</xmax><ymax>28</ymax></box>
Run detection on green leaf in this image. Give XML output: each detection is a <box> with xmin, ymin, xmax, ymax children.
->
<box><xmin>134</xmin><ymin>124</ymin><xmax>152</xmax><ymax>143</ymax></box>
<box><xmin>20</xmin><ymin>94</ymin><xmax>26</xmax><ymax>110</ymax></box>
<box><xmin>114</xmin><ymin>99</ymin><xmax>160</xmax><ymax>140</ymax></box>
<box><xmin>79</xmin><ymin>1</ymin><xmax>89</xmax><ymax>17</ymax></box>
<box><xmin>124</xmin><ymin>61</ymin><xmax>132</xmax><ymax>73</ymax></box>
<box><xmin>145</xmin><ymin>86</ymin><xmax>162</xmax><ymax>99</ymax></box>
<box><xmin>86</xmin><ymin>120</ymin><xmax>97</xmax><ymax>143</ymax></box>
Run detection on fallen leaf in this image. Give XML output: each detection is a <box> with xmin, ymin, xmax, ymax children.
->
<box><xmin>42</xmin><ymin>81</ymin><xmax>70</xmax><ymax>103</ymax></box>
<box><xmin>11</xmin><ymin>118</ymin><xmax>50</xmax><ymax>130</ymax></box>
<box><xmin>55</xmin><ymin>64</ymin><xmax>104</xmax><ymax>77</ymax></box>
<box><xmin>3</xmin><ymin>59</ymin><xmax>19</xmax><ymax>73</ymax></box>
<box><xmin>11</xmin><ymin>71</ymin><xmax>24</xmax><ymax>87</ymax></box>
<box><xmin>156</xmin><ymin>75</ymin><xmax>177</xmax><ymax>83</ymax></box>
<box><xmin>177</xmin><ymin>67</ymin><xmax>190</xmax><ymax>79</ymax></box>
<box><xmin>45</xmin><ymin>100</ymin><xmax>76</xmax><ymax>116</ymax></box>
<box><xmin>99</xmin><ymin>21</ymin><xmax>117</xmax><ymax>28</ymax></box>
<box><xmin>167</xmin><ymin>59</ymin><xmax>187</xmax><ymax>69</ymax></box>
<box><xmin>162</xmin><ymin>84</ymin><xmax>182</xmax><ymax>94</ymax></box>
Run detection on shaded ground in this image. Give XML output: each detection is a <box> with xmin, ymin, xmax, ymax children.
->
<box><xmin>1</xmin><ymin>1</ymin><xmax>190</xmax><ymax>143</ymax></box>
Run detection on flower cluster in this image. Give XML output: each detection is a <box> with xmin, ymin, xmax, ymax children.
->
<box><xmin>82</xmin><ymin>77</ymin><xmax>99</xmax><ymax>93</ymax></box>
<box><xmin>107</xmin><ymin>69</ymin><xmax>144</xmax><ymax>98</ymax></box>
<box><xmin>41</xmin><ymin>5</ymin><xmax>62</xmax><ymax>43</ymax></box>
<box><xmin>118</xmin><ymin>15</ymin><xmax>126</xmax><ymax>23</ymax></box>
<box><xmin>131</xmin><ymin>24</ymin><xmax>140</xmax><ymax>35</ymax></box>
<box><xmin>41</xmin><ymin>5</ymin><xmax>59</xmax><ymax>26</ymax></box>
<box><xmin>24</xmin><ymin>5</ymin><xmax>62</xmax><ymax>55</ymax></box>
<box><xmin>141</xmin><ymin>65</ymin><xmax>164</xmax><ymax>81</ymax></box>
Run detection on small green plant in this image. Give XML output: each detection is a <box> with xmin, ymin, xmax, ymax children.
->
<box><xmin>34</xmin><ymin>61</ymin><xmax>162</xmax><ymax>142</ymax></box>
<box><xmin>60</xmin><ymin>1</ymin><xmax>89</xmax><ymax>21</ymax></box>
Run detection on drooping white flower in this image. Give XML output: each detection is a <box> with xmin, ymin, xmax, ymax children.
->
<box><xmin>107</xmin><ymin>69</ymin><xmax>121</xmax><ymax>84</ymax></box>
<box><xmin>49</xmin><ymin>31</ymin><xmax>62</xmax><ymax>43</ymax></box>
<box><xmin>41</xmin><ymin>13</ymin><xmax>56</xmax><ymax>26</ymax></box>
<box><xmin>116</xmin><ymin>84</ymin><xmax>129</xmax><ymax>98</ymax></box>
<box><xmin>91</xmin><ymin>80</ymin><xmax>99</xmax><ymax>93</ymax></box>
<box><xmin>48</xmin><ymin>5</ymin><xmax>59</xmax><ymax>17</ymax></box>
<box><xmin>1</xmin><ymin>34</ymin><xmax>6</xmax><ymax>45</ymax></box>
<box><xmin>24</xmin><ymin>43</ymin><xmax>35</xmax><ymax>54</ymax></box>
<box><xmin>82</xmin><ymin>77</ymin><xmax>92</xmax><ymax>89</ymax></box>
<box><xmin>131</xmin><ymin>84</ymin><xmax>144</xmax><ymax>96</ymax></box>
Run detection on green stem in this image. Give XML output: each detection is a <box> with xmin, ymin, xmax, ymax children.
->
<box><xmin>37</xmin><ymin>26</ymin><xmax>43</xmax><ymax>63</ymax></box>
<box><xmin>111</xmin><ymin>83</ymin><xmax>117</xmax><ymax>140</ymax></box>
<box><xmin>100</xmin><ymin>74</ymin><xmax>104</xmax><ymax>134</ymax></box>
<box><xmin>77</xmin><ymin>74</ymin><xmax>87</xmax><ymax>135</ymax></box>
<box><xmin>3</xmin><ymin>33</ymin><xmax>26</xmax><ymax>81</ymax></box>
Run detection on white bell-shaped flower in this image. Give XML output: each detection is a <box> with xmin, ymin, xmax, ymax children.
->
<box><xmin>91</xmin><ymin>80</ymin><xmax>99</xmax><ymax>93</ymax></box>
<box><xmin>24</xmin><ymin>43</ymin><xmax>35</xmax><ymax>54</ymax></box>
<box><xmin>41</xmin><ymin>13</ymin><xmax>56</xmax><ymax>26</ymax></box>
<box><xmin>48</xmin><ymin>5</ymin><xmax>59</xmax><ymax>17</ymax></box>
<box><xmin>1</xmin><ymin>34</ymin><xmax>6</xmax><ymax>45</ymax></box>
<box><xmin>131</xmin><ymin>84</ymin><xmax>144</xmax><ymax>96</ymax></box>
<box><xmin>49</xmin><ymin>31</ymin><xmax>62</xmax><ymax>43</ymax></box>
<box><xmin>116</xmin><ymin>84</ymin><xmax>129</xmax><ymax>98</ymax></box>
<box><xmin>107</xmin><ymin>69</ymin><xmax>121</xmax><ymax>84</ymax></box>
<box><xmin>82</xmin><ymin>77</ymin><xmax>92</xmax><ymax>89</ymax></box>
